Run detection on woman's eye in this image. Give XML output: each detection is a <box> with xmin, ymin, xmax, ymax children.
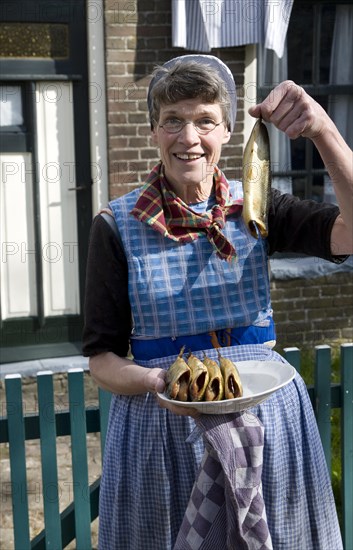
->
<box><xmin>199</xmin><ymin>118</ymin><xmax>215</xmax><ymax>125</ymax></box>
<box><xmin>165</xmin><ymin>118</ymin><xmax>181</xmax><ymax>125</ymax></box>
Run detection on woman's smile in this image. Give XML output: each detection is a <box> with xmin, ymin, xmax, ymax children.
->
<box><xmin>152</xmin><ymin>98</ymin><xmax>230</xmax><ymax>203</ymax></box>
<box><xmin>174</xmin><ymin>153</ymin><xmax>205</xmax><ymax>161</ymax></box>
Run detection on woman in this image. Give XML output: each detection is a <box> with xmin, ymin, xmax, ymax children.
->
<box><xmin>83</xmin><ymin>55</ymin><xmax>352</xmax><ymax>549</ymax></box>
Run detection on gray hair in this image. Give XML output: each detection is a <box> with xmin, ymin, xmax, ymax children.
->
<box><xmin>147</xmin><ymin>57</ymin><xmax>236</xmax><ymax>131</ymax></box>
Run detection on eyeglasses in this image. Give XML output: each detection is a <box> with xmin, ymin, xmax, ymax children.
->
<box><xmin>159</xmin><ymin>119</ymin><xmax>224</xmax><ymax>135</ymax></box>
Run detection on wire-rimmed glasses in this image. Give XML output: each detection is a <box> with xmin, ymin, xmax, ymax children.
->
<box><xmin>159</xmin><ymin>119</ymin><xmax>224</xmax><ymax>135</ymax></box>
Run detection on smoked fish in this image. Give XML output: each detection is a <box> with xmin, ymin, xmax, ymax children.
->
<box><xmin>165</xmin><ymin>346</ymin><xmax>191</xmax><ymax>401</ymax></box>
<box><xmin>217</xmin><ymin>350</ymin><xmax>243</xmax><ymax>399</ymax></box>
<box><xmin>242</xmin><ymin>118</ymin><xmax>271</xmax><ymax>239</ymax></box>
<box><xmin>187</xmin><ymin>352</ymin><xmax>210</xmax><ymax>402</ymax></box>
<box><xmin>203</xmin><ymin>352</ymin><xmax>224</xmax><ymax>401</ymax></box>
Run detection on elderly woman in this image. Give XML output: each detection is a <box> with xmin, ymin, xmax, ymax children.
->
<box><xmin>83</xmin><ymin>55</ymin><xmax>352</xmax><ymax>549</ymax></box>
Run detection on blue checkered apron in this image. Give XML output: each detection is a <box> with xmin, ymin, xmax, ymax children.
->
<box><xmin>98</xmin><ymin>345</ymin><xmax>342</xmax><ymax>550</ymax></box>
<box><xmin>99</xmin><ymin>180</ymin><xmax>342</xmax><ymax>549</ymax></box>
<box><xmin>109</xmin><ymin>181</ymin><xmax>273</xmax><ymax>340</ymax></box>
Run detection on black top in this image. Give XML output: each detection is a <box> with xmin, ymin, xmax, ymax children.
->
<box><xmin>82</xmin><ymin>189</ymin><xmax>343</xmax><ymax>357</ymax></box>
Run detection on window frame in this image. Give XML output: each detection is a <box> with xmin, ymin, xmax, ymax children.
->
<box><xmin>257</xmin><ymin>0</ymin><xmax>352</xmax><ymax>202</ymax></box>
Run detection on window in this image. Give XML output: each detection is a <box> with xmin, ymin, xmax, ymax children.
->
<box><xmin>258</xmin><ymin>1</ymin><xmax>353</xmax><ymax>202</ymax></box>
<box><xmin>0</xmin><ymin>84</ymin><xmax>24</xmax><ymax>125</ymax></box>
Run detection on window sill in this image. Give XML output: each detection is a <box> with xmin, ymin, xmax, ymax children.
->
<box><xmin>0</xmin><ymin>342</ymin><xmax>86</xmax><ymax>371</ymax></box>
<box><xmin>269</xmin><ymin>255</ymin><xmax>353</xmax><ymax>280</ymax></box>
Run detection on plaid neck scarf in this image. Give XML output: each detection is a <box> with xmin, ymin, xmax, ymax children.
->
<box><xmin>130</xmin><ymin>162</ymin><xmax>243</xmax><ymax>261</ymax></box>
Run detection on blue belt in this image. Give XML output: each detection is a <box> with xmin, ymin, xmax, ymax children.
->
<box><xmin>131</xmin><ymin>318</ymin><xmax>276</xmax><ymax>361</ymax></box>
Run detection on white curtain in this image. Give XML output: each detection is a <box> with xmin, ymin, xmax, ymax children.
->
<box><xmin>324</xmin><ymin>5</ymin><xmax>353</xmax><ymax>204</ymax></box>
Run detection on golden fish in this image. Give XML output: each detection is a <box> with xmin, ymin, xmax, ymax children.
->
<box><xmin>165</xmin><ymin>346</ymin><xmax>191</xmax><ymax>401</ymax></box>
<box><xmin>203</xmin><ymin>352</ymin><xmax>224</xmax><ymax>401</ymax></box>
<box><xmin>217</xmin><ymin>350</ymin><xmax>243</xmax><ymax>399</ymax></box>
<box><xmin>187</xmin><ymin>352</ymin><xmax>210</xmax><ymax>402</ymax></box>
<box><xmin>242</xmin><ymin>118</ymin><xmax>271</xmax><ymax>239</ymax></box>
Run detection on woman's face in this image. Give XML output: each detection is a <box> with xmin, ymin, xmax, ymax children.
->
<box><xmin>151</xmin><ymin>98</ymin><xmax>231</xmax><ymax>202</ymax></box>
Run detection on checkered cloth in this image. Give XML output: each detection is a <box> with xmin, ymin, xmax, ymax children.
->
<box><xmin>174</xmin><ymin>412</ymin><xmax>272</xmax><ymax>550</ymax></box>
<box><xmin>130</xmin><ymin>162</ymin><xmax>243</xmax><ymax>261</ymax></box>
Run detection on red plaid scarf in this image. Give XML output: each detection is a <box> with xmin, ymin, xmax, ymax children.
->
<box><xmin>130</xmin><ymin>162</ymin><xmax>243</xmax><ymax>261</ymax></box>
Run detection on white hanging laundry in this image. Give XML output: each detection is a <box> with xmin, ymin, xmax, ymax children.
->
<box><xmin>172</xmin><ymin>0</ymin><xmax>294</xmax><ymax>59</ymax></box>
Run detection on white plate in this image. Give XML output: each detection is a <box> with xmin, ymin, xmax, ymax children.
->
<box><xmin>157</xmin><ymin>360</ymin><xmax>296</xmax><ymax>414</ymax></box>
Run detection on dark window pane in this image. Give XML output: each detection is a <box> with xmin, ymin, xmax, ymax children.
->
<box><xmin>287</xmin><ymin>3</ymin><xmax>336</xmax><ymax>87</ymax></box>
<box><xmin>287</xmin><ymin>4</ymin><xmax>314</xmax><ymax>84</ymax></box>
<box><xmin>320</xmin><ymin>5</ymin><xmax>336</xmax><ymax>84</ymax></box>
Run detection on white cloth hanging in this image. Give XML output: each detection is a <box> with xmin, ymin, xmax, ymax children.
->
<box><xmin>172</xmin><ymin>0</ymin><xmax>294</xmax><ymax>59</ymax></box>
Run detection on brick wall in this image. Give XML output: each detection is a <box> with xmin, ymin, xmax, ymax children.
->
<box><xmin>104</xmin><ymin>0</ymin><xmax>245</xmax><ymax>197</ymax></box>
<box><xmin>103</xmin><ymin>1</ymin><xmax>352</xmax><ymax>351</ymax></box>
<box><xmin>271</xmin><ymin>272</ymin><xmax>353</xmax><ymax>349</ymax></box>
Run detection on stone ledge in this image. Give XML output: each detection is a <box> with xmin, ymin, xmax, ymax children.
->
<box><xmin>0</xmin><ymin>355</ymin><xmax>89</xmax><ymax>380</ymax></box>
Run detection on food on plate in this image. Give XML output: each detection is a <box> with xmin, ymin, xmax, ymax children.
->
<box><xmin>217</xmin><ymin>349</ymin><xmax>243</xmax><ymax>398</ymax></box>
<box><xmin>187</xmin><ymin>352</ymin><xmax>210</xmax><ymax>402</ymax></box>
<box><xmin>164</xmin><ymin>346</ymin><xmax>191</xmax><ymax>401</ymax></box>
<box><xmin>203</xmin><ymin>352</ymin><xmax>224</xmax><ymax>401</ymax></box>
<box><xmin>242</xmin><ymin>118</ymin><xmax>271</xmax><ymax>239</ymax></box>
<box><xmin>164</xmin><ymin>348</ymin><xmax>243</xmax><ymax>402</ymax></box>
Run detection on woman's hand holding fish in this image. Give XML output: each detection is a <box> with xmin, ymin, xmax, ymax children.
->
<box><xmin>249</xmin><ymin>80</ymin><xmax>353</xmax><ymax>256</ymax></box>
<box><xmin>248</xmin><ymin>80</ymin><xmax>330</xmax><ymax>140</ymax></box>
<box><xmin>144</xmin><ymin>367</ymin><xmax>166</xmax><ymax>394</ymax></box>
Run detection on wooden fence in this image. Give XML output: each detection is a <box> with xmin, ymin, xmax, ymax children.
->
<box><xmin>0</xmin><ymin>343</ymin><xmax>352</xmax><ymax>549</ymax></box>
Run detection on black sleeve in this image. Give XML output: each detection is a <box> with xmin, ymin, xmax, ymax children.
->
<box><xmin>267</xmin><ymin>189</ymin><xmax>347</xmax><ymax>262</ymax></box>
<box><xmin>82</xmin><ymin>214</ymin><xmax>131</xmax><ymax>357</ymax></box>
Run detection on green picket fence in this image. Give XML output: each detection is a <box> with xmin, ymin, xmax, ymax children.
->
<box><xmin>0</xmin><ymin>343</ymin><xmax>352</xmax><ymax>549</ymax></box>
<box><xmin>1</xmin><ymin>369</ymin><xmax>111</xmax><ymax>550</ymax></box>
